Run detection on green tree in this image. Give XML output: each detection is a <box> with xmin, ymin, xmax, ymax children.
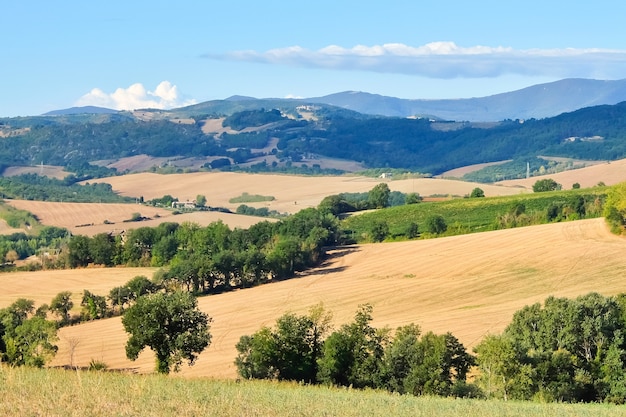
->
<box><xmin>68</xmin><ymin>235</ymin><xmax>92</xmax><ymax>267</ymax></box>
<box><xmin>369</xmin><ymin>220</ymin><xmax>389</xmax><ymax>242</ymax></box>
<box><xmin>383</xmin><ymin>325</ymin><xmax>474</xmax><ymax>397</ymax></box>
<box><xmin>532</xmin><ymin>178</ymin><xmax>562</xmax><ymax>192</ymax></box>
<box><xmin>122</xmin><ymin>291</ymin><xmax>212</xmax><ymax>374</ymax></box>
<box><xmin>317</xmin><ymin>304</ymin><xmax>387</xmax><ymax>388</ymax></box>
<box><xmin>50</xmin><ymin>291</ymin><xmax>74</xmax><ymax>325</ymax></box>
<box><xmin>89</xmin><ymin>233</ymin><xmax>117</xmax><ymax>266</ymax></box>
<box><xmin>424</xmin><ymin>215</ymin><xmax>447</xmax><ymax>234</ymax></box>
<box><xmin>405</xmin><ymin>222</ymin><xmax>419</xmax><ymax>239</ymax></box>
<box><xmin>235</xmin><ymin>304</ymin><xmax>332</xmax><ymax>382</ymax></box>
<box><xmin>470</xmin><ymin>187</ymin><xmax>485</xmax><ymax>198</ymax></box>
<box><xmin>80</xmin><ymin>290</ymin><xmax>108</xmax><ymax>320</ymax></box>
<box><xmin>368</xmin><ymin>183</ymin><xmax>391</xmax><ymax>209</ymax></box>
<box><xmin>196</xmin><ymin>194</ymin><xmax>207</xmax><ymax>207</ymax></box>
<box><xmin>3</xmin><ymin>316</ymin><xmax>58</xmax><ymax>367</ymax></box>
<box><xmin>405</xmin><ymin>192</ymin><xmax>421</xmax><ymax>205</ymax></box>
<box><xmin>474</xmin><ymin>334</ymin><xmax>533</xmax><ymax>401</ymax></box>
<box><xmin>604</xmin><ymin>182</ymin><xmax>626</xmax><ymax>233</ymax></box>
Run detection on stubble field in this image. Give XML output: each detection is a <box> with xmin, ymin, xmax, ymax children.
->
<box><xmin>30</xmin><ymin>217</ymin><xmax>626</xmax><ymax>379</ymax></box>
<box><xmin>2</xmin><ymin>166</ymin><xmax>626</xmax><ymax>380</ymax></box>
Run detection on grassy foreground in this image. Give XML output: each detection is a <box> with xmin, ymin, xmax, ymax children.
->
<box><xmin>1</xmin><ymin>366</ymin><xmax>624</xmax><ymax>417</ymax></box>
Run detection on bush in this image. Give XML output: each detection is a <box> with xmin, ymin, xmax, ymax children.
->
<box><xmin>424</xmin><ymin>215</ymin><xmax>447</xmax><ymax>234</ymax></box>
<box><xmin>533</xmin><ymin>178</ymin><xmax>561</xmax><ymax>192</ymax></box>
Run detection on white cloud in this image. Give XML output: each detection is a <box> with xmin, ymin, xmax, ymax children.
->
<box><xmin>205</xmin><ymin>42</ymin><xmax>626</xmax><ymax>79</ymax></box>
<box><xmin>75</xmin><ymin>81</ymin><xmax>196</xmax><ymax>110</ymax></box>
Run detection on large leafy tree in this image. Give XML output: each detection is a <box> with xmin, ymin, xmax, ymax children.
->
<box><xmin>3</xmin><ymin>317</ymin><xmax>58</xmax><ymax>367</ymax></box>
<box><xmin>383</xmin><ymin>325</ymin><xmax>474</xmax><ymax>396</ymax></box>
<box><xmin>122</xmin><ymin>291</ymin><xmax>212</xmax><ymax>374</ymax></box>
<box><xmin>317</xmin><ymin>304</ymin><xmax>388</xmax><ymax>389</ymax></box>
<box><xmin>50</xmin><ymin>291</ymin><xmax>74</xmax><ymax>325</ymax></box>
<box><xmin>368</xmin><ymin>183</ymin><xmax>391</xmax><ymax>209</ymax></box>
<box><xmin>0</xmin><ymin>299</ymin><xmax>58</xmax><ymax>367</ymax></box>
<box><xmin>235</xmin><ymin>304</ymin><xmax>332</xmax><ymax>382</ymax></box>
<box><xmin>532</xmin><ymin>178</ymin><xmax>562</xmax><ymax>192</ymax></box>
<box><xmin>474</xmin><ymin>292</ymin><xmax>626</xmax><ymax>403</ymax></box>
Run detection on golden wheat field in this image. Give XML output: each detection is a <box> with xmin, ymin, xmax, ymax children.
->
<box><xmin>24</xmin><ymin>217</ymin><xmax>622</xmax><ymax>379</ymax></box>
<box><xmin>497</xmin><ymin>157</ymin><xmax>626</xmax><ymax>189</ymax></box>
<box><xmin>96</xmin><ymin>172</ymin><xmax>526</xmax><ymax>215</ymax></box>
<box><xmin>4</xmin><ymin>200</ymin><xmax>275</xmax><ymax>236</ymax></box>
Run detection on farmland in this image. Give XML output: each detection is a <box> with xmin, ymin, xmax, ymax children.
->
<box><xmin>14</xmin><ymin>217</ymin><xmax>621</xmax><ymax>379</ymax></box>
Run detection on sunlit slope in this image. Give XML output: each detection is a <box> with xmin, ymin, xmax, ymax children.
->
<box><xmin>48</xmin><ymin>218</ymin><xmax>626</xmax><ymax>378</ymax></box>
<box><xmin>98</xmin><ymin>172</ymin><xmax>526</xmax><ymax>214</ymax></box>
<box><xmin>497</xmin><ymin>157</ymin><xmax>626</xmax><ymax>190</ymax></box>
<box><xmin>4</xmin><ymin>200</ymin><xmax>274</xmax><ymax>236</ymax></box>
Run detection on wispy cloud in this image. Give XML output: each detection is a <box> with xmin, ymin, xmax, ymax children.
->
<box><xmin>75</xmin><ymin>81</ymin><xmax>196</xmax><ymax>110</ymax></box>
<box><xmin>205</xmin><ymin>42</ymin><xmax>626</xmax><ymax>79</ymax></box>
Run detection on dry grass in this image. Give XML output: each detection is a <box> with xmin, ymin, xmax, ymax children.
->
<box><xmin>0</xmin><ymin>267</ymin><xmax>157</xmax><ymax>310</ymax></box>
<box><xmin>39</xmin><ymin>218</ymin><xmax>626</xmax><ymax>379</ymax></box>
<box><xmin>2</xmin><ymin>165</ymin><xmax>69</xmax><ymax>180</ymax></box>
<box><xmin>97</xmin><ymin>172</ymin><xmax>527</xmax><ymax>215</ymax></box>
<box><xmin>497</xmin><ymin>157</ymin><xmax>626</xmax><ymax>189</ymax></box>
<box><xmin>3</xmin><ymin>366</ymin><xmax>623</xmax><ymax>417</ymax></box>
<box><xmin>4</xmin><ymin>200</ymin><xmax>272</xmax><ymax>236</ymax></box>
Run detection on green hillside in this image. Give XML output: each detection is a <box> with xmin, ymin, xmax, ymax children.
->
<box><xmin>2</xmin><ymin>100</ymin><xmax>626</xmax><ymax>177</ymax></box>
<box><xmin>341</xmin><ymin>188</ymin><xmax>607</xmax><ymax>242</ymax></box>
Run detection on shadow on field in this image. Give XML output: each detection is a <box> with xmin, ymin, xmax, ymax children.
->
<box><xmin>297</xmin><ymin>246</ymin><xmax>360</xmax><ymax>277</ymax></box>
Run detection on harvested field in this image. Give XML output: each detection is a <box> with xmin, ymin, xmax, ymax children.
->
<box><xmin>97</xmin><ymin>172</ymin><xmax>526</xmax><ymax>215</ymax></box>
<box><xmin>439</xmin><ymin>160</ymin><xmax>512</xmax><ymax>178</ymax></box>
<box><xmin>3</xmin><ymin>165</ymin><xmax>69</xmax><ymax>180</ymax></box>
<box><xmin>43</xmin><ymin>218</ymin><xmax>626</xmax><ymax>379</ymax></box>
<box><xmin>4</xmin><ymin>200</ymin><xmax>273</xmax><ymax>236</ymax></box>
<box><xmin>0</xmin><ymin>267</ymin><xmax>157</xmax><ymax>309</ymax></box>
<box><xmin>497</xmin><ymin>157</ymin><xmax>626</xmax><ymax>189</ymax></box>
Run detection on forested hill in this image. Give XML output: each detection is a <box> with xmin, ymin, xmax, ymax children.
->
<box><xmin>1</xmin><ymin>100</ymin><xmax>626</xmax><ymax>177</ymax></box>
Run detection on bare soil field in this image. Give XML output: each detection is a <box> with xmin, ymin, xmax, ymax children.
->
<box><xmin>97</xmin><ymin>172</ymin><xmax>526</xmax><ymax>215</ymax></box>
<box><xmin>497</xmin><ymin>157</ymin><xmax>626</xmax><ymax>190</ymax></box>
<box><xmin>4</xmin><ymin>200</ymin><xmax>273</xmax><ymax>236</ymax></box>
<box><xmin>40</xmin><ymin>218</ymin><xmax>626</xmax><ymax>379</ymax></box>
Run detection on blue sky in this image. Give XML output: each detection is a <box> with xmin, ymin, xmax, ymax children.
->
<box><xmin>2</xmin><ymin>0</ymin><xmax>626</xmax><ymax>117</ymax></box>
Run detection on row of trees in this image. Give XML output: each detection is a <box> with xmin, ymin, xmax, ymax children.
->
<box><xmin>236</xmin><ymin>293</ymin><xmax>626</xmax><ymax>403</ymax></box>
<box><xmin>65</xmin><ymin>207</ymin><xmax>339</xmax><ymax>294</ymax></box>
<box><xmin>318</xmin><ymin>183</ymin><xmax>421</xmax><ymax>216</ymax></box>
<box><xmin>235</xmin><ymin>304</ymin><xmax>475</xmax><ymax>397</ymax></box>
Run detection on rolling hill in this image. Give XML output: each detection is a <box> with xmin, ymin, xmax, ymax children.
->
<box><xmin>3</xmin><ymin>78</ymin><xmax>626</xmax><ymax>178</ymax></box>
<box><xmin>34</xmin><ymin>217</ymin><xmax>626</xmax><ymax>378</ymax></box>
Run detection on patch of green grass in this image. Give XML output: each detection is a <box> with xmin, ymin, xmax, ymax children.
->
<box><xmin>0</xmin><ymin>202</ymin><xmax>40</xmax><ymax>231</ymax></box>
<box><xmin>1</xmin><ymin>366</ymin><xmax>624</xmax><ymax>416</ymax></box>
<box><xmin>229</xmin><ymin>192</ymin><xmax>275</xmax><ymax>203</ymax></box>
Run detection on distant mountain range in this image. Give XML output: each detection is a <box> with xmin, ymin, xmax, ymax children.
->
<box><xmin>43</xmin><ymin>106</ymin><xmax>119</xmax><ymax>116</ymax></box>
<box><xmin>45</xmin><ymin>78</ymin><xmax>626</xmax><ymax>122</ymax></box>
<box><xmin>7</xmin><ymin>77</ymin><xmax>625</xmax><ymax>181</ymax></box>
<box><xmin>307</xmin><ymin>78</ymin><xmax>626</xmax><ymax>122</ymax></box>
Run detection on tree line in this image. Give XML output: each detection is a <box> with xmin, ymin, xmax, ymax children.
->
<box><xmin>65</xmin><ymin>207</ymin><xmax>339</xmax><ymax>293</ymax></box>
<box><xmin>236</xmin><ymin>292</ymin><xmax>626</xmax><ymax>404</ymax></box>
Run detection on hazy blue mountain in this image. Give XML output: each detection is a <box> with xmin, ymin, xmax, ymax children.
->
<box><xmin>43</xmin><ymin>106</ymin><xmax>118</xmax><ymax>116</ymax></box>
<box><xmin>306</xmin><ymin>78</ymin><xmax>626</xmax><ymax>122</ymax></box>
